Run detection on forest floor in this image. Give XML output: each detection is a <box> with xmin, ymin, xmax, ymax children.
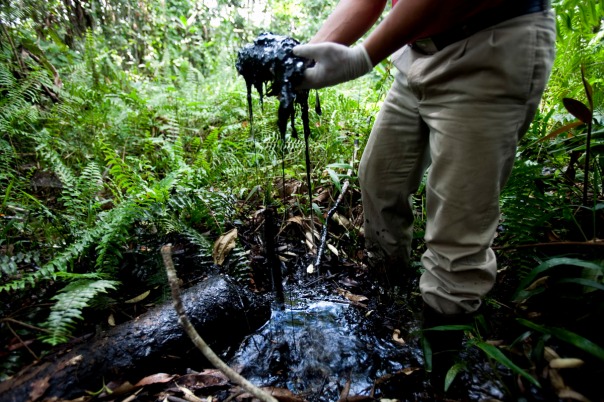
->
<box><xmin>1</xmin><ymin>183</ymin><xmax>603</xmax><ymax>402</ymax></box>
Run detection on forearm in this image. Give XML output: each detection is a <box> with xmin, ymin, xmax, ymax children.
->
<box><xmin>309</xmin><ymin>0</ymin><xmax>388</xmax><ymax>45</ymax></box>
<box><xmin>294</xmin><ymin>0</ymin><xmax>506</xmax><ymax>89</ymax></box>
<box><xmin>363</xmin><ymin>0</ymin><xmax>506</xmax><ymax>65</ymax></box>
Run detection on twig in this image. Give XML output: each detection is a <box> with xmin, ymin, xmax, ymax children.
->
<box><xmin>1</xmin><ymin>317</ymin><xmax>52</xmax><ymax>333</ymax></box>
<box><xmin>160</xmin><ymin>245</ymin><xmax>278</xmax><ymax>402</ymax></box>
<box><xmin>5</xmin><ymin>322</ymin><xmax>39</xmax><ymax>361</ymax></box>
<box><xmin>314</xmin><ymin>139</ymin><xmax>359</xmax><ymax>269</ymax></box>
<box><xmin>493</xmin><ymin>239</ymin><xmax>604</xmax><ymax>251</ymax></box>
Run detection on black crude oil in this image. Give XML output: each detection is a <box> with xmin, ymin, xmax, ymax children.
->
<box><xmin>235</xmin><ymin>32</ymin><xmax>319</xmax><ymax>140</ymax></box>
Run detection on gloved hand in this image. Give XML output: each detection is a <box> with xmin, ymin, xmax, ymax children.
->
<box><xmin>293</xmin><ymin>42</ymin><xmax>373</xmax><ymax>89</ymax></box>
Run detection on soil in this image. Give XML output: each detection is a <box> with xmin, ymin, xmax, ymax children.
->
<box><xmin>1</xmin><ymin>183</ymin><xmax>603</xmax><ymax>402</ymax></box>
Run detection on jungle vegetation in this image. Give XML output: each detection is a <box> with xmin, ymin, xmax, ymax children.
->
<box><xmin>0</xmin><ymin>0</ymin><xmax>603</xmax><ymax>398</ymax></box>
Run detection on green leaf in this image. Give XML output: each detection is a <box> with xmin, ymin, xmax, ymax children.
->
<box><xmin>326</xmin><ymin>168</ymin><xmax>342</xmax><ymax>192</ymax></box>
<box><xmin>514</xmin><ymin>258</ymin><xmax>603</xmax><ymax>301</ymax></box>
<box><xmin>475</xmin><ymin>340</ymin><xmax>541</xmax><ymax>387</ymax></box>
<box><xmin>517</xmin><ymin>318</ymin><xmax>604</xmax><ymax>362</ymax></box>
<box><xmin>326</xmin><ymin>162</ymin><xmax>353</xmax><ymax>171</ymax></box>
<box><xmin>41</xmin><ymin>279</ymin><xmax>119</xmax><ymax>345</ymax></box>
<box><xmin>581</xmin><ymin>65</ymin><xmax>594</xmax><ymax>111</ymax></box>
<box><xmin>444</xmin><ymin>362</ymin><xmax>466</xmax><ymax>392</ymax></box>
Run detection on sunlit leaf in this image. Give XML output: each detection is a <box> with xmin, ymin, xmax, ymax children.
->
<box><xmin>326</xmin><ymin>168</ymin><xmax>342</xmax><ymax>192</ymax></box>
<box><xmin>581</xmin><ymin>65</ymin><xmax>593</xmax><ymax>111</ymax></box>
<box><xmin>539</xmin><ymin>121</ymin><xmax>583</xmax><ymax>142</ymax></box>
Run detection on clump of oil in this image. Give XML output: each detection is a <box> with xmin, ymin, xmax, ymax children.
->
<box><xmin>236</xmin><ymin>32</ymin><xmax>315</xmax><ymax>140</ymax></box>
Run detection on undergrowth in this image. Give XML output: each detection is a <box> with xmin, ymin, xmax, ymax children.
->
<box><xmin>0</xmin><ymin>1</ymin><xmax>603</xmax><ymax>398</ymax></box>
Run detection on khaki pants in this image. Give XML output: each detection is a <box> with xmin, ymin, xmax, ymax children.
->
<box><xmin>359</xmin><ymin>10</ymin><xmax>556</xmax><ymax>314</ymax></box>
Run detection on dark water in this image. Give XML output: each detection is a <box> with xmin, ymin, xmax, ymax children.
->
<box><xmin>229</xmin><ymin>294</ymin><xmax>425</xmax><ymax>401</ymax></box>
<box><xmin>228</xmin><ymin>290</ymin><xmax>513</xmax><ymax>401</ymax></box>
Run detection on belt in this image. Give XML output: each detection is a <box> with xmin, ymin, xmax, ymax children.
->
<box><xmin>410</xmin><ymin>0</ymin><xmax>551</xmax><ymax>54</ymax></box>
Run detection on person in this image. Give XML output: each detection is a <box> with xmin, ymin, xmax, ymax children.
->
<box><xmin>293</xmin><ymin>0</ymin><xmax>556</xmax><ymax>390</ymax></box>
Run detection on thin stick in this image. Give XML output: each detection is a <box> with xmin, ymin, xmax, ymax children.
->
<box><xmin>493</xmin><ymin>239</ymin><xmax>604</xmax><ymax>251</ymax></box>
<box><xmin>1</xmin><ymin>317</ymin><xmax>52</xmax><ymax>333</ymax></box>
<box><xmin>6</xmin><ymin>322</ymin><xmax>39</xmax><ymax>361</ymax></box>
<box><xmin>314</xmin><ymin>139</ymin><xmax>359</xmax><ymax>269</ymax></box>
<box><xmin>160</xmin><ymin>245</ymin><xmax>278</xmax><ymax>402</ymax></box>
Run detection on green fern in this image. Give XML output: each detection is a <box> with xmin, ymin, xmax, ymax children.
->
<box><xmin>0</xmin><ymin>139</ymin><xmax>15</xmax><ymax>182</ymax></box>
<box><xmin>0</xmin><ymin>224</ymin><xmax>97</xmax><ymax>292</ymax></box>
<box><xmin>41</xmin><ymin>278</ymin><xmax>119</xmax><ymax>345</ymax></box>
<box><xmin>94</xmin><ymin>199</ymin><xmax>142</xmax><ymax>273</ymax></box>
<box><xmin>500</xmin><ymin>159</ymin><xmax>563</xmax><ymax>246</ymax></box>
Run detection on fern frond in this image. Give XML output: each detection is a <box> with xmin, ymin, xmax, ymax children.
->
<box><xmin>94</xmin><ymin>200</ymin><xmax>142</xmax><ymax>272</ymax></box>
<box><xmin>0</xmin><ymin>226</ymin><xmax>99</xmax><ymax>292</ymax></box>
<box><xmin>500</xmin><ymin>159</ymin><xmax>563</xmax><ymax>246</ymax></box>
<box><xmin>0</xmin><ymin>139</ymin><xmax>15</xmax><ymax>181</ymax></box>
<box><xmin>40</xmin><ymin>279</ymin><xmax>119</xmax><ymax>345</ymax></box>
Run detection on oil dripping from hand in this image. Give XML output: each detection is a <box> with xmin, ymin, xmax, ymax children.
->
<box><xmin>235</xmin><ymin>32</ymin><xmax>321</xmax><ymax>141</ymax></box>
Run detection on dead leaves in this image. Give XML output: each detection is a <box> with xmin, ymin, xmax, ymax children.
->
<box><xmin>233</xmin><ymin>386</ymin><xmax>307</xmax><ymax>402</ymax></box>
<box><xmin>541</xmin><ymin>346</ymin><xmax>590</xmax><ymax>402</ymax></box>
<box><xmin>124</xmin><ymin>290</ymin><xmax>151</xmax><ymax>304</ymax></box>
<box><xmin>213</xmin><ymin>228</ymin><xmax>238</xmax><ymax>266</ymax></box>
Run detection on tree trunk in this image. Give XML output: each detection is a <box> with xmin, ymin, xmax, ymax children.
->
<box><xmin>0</xmin><ymin>275</ymin><xmax>270</xmax><ymax>402</ymax></box>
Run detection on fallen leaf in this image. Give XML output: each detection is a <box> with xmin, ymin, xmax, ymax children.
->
<box><xmin>392</xmin><ymin>329</ymin><xmax>406</xmax><ymax>346</ymax></box>
<box><xmin>525</xmin><ymin>276</ymin><xmax>549</xmax><ymax>291</ymax></box>
<box><xmin>108</xmin><ymin>313</ymin><xmax>115</xmax><ymax>326</ymax></box>
<box><xmin>125</xmin><ymin>290</ymin><xmax>150</xmax><ymax>304</ymax></box>
<box><xmin>177</xmin><ymin>385</ymin><xmax>204</xmax><ymax>402</ymax></box>
<box><xmin>7</xmin><ymin>338</ymin><xmax>34</xmax><ymax>351</ymax></box>
<box><xmin>176</xmin><ymin>370</ymin><xmax>229</xmax><ymax>390</ymax></box>
<box><xmin>236</xmin><ymin>386</ymin><xmax>307</xmax><ymax>402</ymax></box>
<box><xmin>550</xmin><ymin>358</ymin><xmax>584</xmax><ymax>369</ymax></box>
<box><xmin>212</xmin><ymin>228</ymin><xmax>238</xmax><ymax>266</ymax></box>
<box><xmin>327</xmin><ymin>243</ymin><xmax>339</xmax><ymax>257</ymax></box>
<box><xmin>337</xmin><ymin>288</ymin><xmax>368</xmax><ymax>303</ymax></box>
<box><xmin>544</xmin><ymin>346</ymin><xmax>560</xmax><ymax>361</ymax></box>
<box><xmin>135</xmin><ymin>373</ymin><xmax>175</xmax><ymax>387</ymax></box>
<box><xmin>548</xmin><ymin>367</ymin><xmax>566</xmax><ymax>391</ymax></box>
<box><xmin>29</xmin><ymin>376</ymin><xmax>50</xmax><ymax>401</ymax></box>
<box><xmin>557</xmin><ymin>388</ymin><xmax>591</xmax><ymax>402</ymax></box>
<box><xmin>103</xmin><ymin>380</ymin><xmax>136</xmax><ymax>396</ymax></box>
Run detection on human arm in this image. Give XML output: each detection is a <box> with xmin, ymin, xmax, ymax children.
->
<box><xmin>308</xmin><ymin>0</ymin><xmax>388</xmax><ymax>46</ymax></box>
<box><xmin>294</xmin><ymin>0</ymin><xmax>504</xmax><ymax>89</ymax></box>
<box><xmin>361</xmin><ymin>0</ymin><xmax>506</xmax><ymax>65</ymax></box>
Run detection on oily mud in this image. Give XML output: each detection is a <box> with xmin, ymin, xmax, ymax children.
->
<box><xmin>236</xmin><ymin>32</ymin><xmax>319</xmax><ymax>140</ymax></box>
<box><xmin>225</xmin><ymin>267</ymin><xmax>513</xmax><ymax>402</ymax></box>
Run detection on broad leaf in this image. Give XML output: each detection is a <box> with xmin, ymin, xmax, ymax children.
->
<box><xmin>518</xmin><ymin>319</ymin><xmax>604</xmax><ymax>362</ymax></box>
<box><xmin>563</xmin><ymin>98</ymin><xmax>592</xmax><ymax>124</ymax></box>
<box><xmin>475</xmin><ymin>341</ymin><xmax>541</xmax><ymax>387</ymax></box>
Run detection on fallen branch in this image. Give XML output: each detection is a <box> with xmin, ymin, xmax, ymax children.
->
<box><xmin>161</xmin><ymin>244</ymin><xmax>279</xmax><ymax>402</ymax></box>
<box><xmin>0</xmin><ymin>275</ymin><xmax>268</xmax><ymax>401</ymax></box>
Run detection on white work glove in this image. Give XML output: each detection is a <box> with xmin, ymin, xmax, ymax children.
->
<box><xmin>293</xmin><ymin>42</ymin><xmax>373</xmax><ymax>89</ymax></box>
